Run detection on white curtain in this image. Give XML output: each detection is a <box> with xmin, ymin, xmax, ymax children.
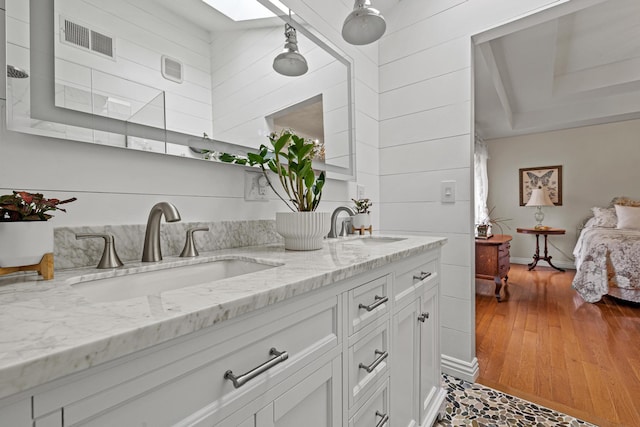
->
<box><xmin>474</xmin><ymin>134</ymin><xmax>489</xmax><ymax>225</ymax></box>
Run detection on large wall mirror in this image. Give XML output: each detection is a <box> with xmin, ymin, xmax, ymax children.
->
<box><xmin>5</xmin><ymin>0</ymin><xmax>355</xmax><ymax>178</ymax></box>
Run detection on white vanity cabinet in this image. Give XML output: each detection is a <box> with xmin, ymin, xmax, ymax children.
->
<box><xmin>0</xmin><ymin>241</ymin><xmax>445</xmax><ymax>427</ymax></box>
<box><xmin>391</xmin><ymin>251</ymin><xmax>446</xmax><ymax>427</ymax></box>
<box><xmin>31</xmin><ymin>295</ymin><xmax>341</xmax><ymax>427</ymax></box>
<box><xmin>0</xmin><ymin>397</ymin><xmax>31</xmax><ymax>426</ymax></box>
<box><xmin>217</xmin><ymin>353</ymin><xmax>343</xmax><ymax>427</ymax></box>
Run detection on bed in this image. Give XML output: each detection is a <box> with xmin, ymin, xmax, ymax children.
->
<box><xmin>572</xmin><ymin>198</ymin><xmax>640</xmax><ymax>303</ymax></box>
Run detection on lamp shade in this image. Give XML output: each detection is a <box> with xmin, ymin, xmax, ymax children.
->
<box><xmin>526</xmin><ymin>188</ymin><xmax>554</xmax><ymax>207</ymax></box>
<box><xmin>273</xmin><ymin>24</ymin><xmax>308</xmax><ymax>77</ymax></box>
<box><xmin>342</xmin><ymin>0</ymin><xmax>386</xmax><ymax>45</ymax></box>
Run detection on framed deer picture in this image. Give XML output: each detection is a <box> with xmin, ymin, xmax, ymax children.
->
<box><xmin>519</xmin><ymin>165</ymin><xmax>562</xmax><ymax>206</ymax></box>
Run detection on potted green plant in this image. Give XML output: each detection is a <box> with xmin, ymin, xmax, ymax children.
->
<box><xmin>351</xmin><ymin>198</ymin><xmax>372</xmax><ymax>230</ymax></box>
<box><xmin>476</xmin><ymin>206</ymin><xmax>511</xmax><ymax>239</ymax></box>
<box><xmin>221</xmin><ymin>129</ymin><xmax>329</xmax><ymax>250</ymax></box>
<box><xmin>0</xmin><ymin>191</ymin><xmax>76</xmax><ymax>268</ymax></box>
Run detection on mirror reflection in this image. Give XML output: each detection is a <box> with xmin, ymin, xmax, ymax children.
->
<box><xmin>5</xmin><ymin>0</ymin><xmax>354</xmax><ymax>175</ymax></box>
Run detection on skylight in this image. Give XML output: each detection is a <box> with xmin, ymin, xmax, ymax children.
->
<box><xmin>201</xmin><ymin>0</ymin><xmax>289</xmax><ymax>21</ymax></box>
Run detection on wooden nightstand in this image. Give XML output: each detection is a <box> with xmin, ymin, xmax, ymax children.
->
<box><xmin>516</xmin><ymin>227</ymin><xmax>566</xmax><ymax>272</ymax></box>
<box><xmin>475</xmin><ymin>234</ymin><xmax>512</xmax><ymax>301</ymax></box>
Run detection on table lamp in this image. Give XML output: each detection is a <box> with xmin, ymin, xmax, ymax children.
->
<box><xmin>526</xmin><ymin>187</ymin><xmax>554</xmax><ymax>229</ymax></box>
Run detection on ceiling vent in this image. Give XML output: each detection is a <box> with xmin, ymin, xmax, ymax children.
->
<box><xmin>161</xmin><ymin>56</ymin><xmax>183</xmax><ymax>83</ymax></box>
<box><xmin>61</xmin><ymin>17</ymin><xmax>114</xmax><ymax>59</ymax></box>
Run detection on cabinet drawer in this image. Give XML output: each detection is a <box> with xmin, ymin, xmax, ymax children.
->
<box><xmin>349</xmin><ymin>379</ymin><xmax>390</xmax><ymax>427</ymax></box>
<box><xmin>347</xmin><ymin>322</ymin><xmax>390</xmax><ymax>408</ymax></box>
<box><xmin>498</xmin><ymin>242</ymin><xmax>510</xmax><ymax>255</ymax></box>
<box><xmin>348</xmin><ymin>275</ymin><xmax>390</xmax><ymax>336</ymax></box>
<box><xmin>33</xmin><ymin>297</ymin><xmax>340</xmax><ymax>427</ymax></box>
<box><xmin>394</xmin><ymin>255</ymin><xmax>438</xmax><ymax>306</ymax></box>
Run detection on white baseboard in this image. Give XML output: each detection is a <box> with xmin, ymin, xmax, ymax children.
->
<box><xmin>441</xmin><ymin>355</ymin><xmax>479</xmax><ymax>383</ymax></box>
<box><xmin>510</xmin><ymin>257</ymin><xmax>575</xmax><ymax>270</ymax></box>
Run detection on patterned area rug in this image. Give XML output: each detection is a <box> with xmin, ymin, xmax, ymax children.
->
<box><xmin>435</xmin><ymin>374</ymin><xmax>597</xmax><ymax>427</ymax></box>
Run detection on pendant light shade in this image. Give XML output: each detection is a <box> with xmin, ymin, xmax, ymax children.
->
<box><xmin>273</xmin><ymin>23</ymin><xmax>308</xmax><ymax>77</ymax></box>
<box><xmin>342</xmin><ymin>0</ymin><xmax>386</xmax><ymax>45</ymax></box>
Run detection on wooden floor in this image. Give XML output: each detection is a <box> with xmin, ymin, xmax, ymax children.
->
<box><xmin>476</xmin><ymin>263</ymin><xmax>640</xmax><ymax>427</ymax></box>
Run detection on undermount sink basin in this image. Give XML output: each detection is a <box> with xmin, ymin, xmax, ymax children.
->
<box><xmin>340</xmin><ymin>237</ymin><xmax>406</xmax><ymax>246</ymax></box>
<box><xmin>70</xmin><ymin>258</ymin><xmax>277</xmax><ymax>303</ymax></box>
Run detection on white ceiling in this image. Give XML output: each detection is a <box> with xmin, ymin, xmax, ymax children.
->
<box><xmin>152</xmin><ymin>0</ymin><xmax>399</xmax><ymax>32</ymax></box>
<box><xmin>474</xmin><ymin>0</ymin><xmax>640</xmax><ymax>140</ymax></box>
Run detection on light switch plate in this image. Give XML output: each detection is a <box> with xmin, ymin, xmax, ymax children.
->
<box><xmin>441</xmin><ymin>180</ymin><xmax>456</xmax><ymax>203</ymax></box>
<box><xmin>357</xmin><ymin>184</ymin><xmax>365</xmax><ymax>200</ymax></box>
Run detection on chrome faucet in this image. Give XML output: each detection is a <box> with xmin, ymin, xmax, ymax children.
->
<box><xmin>328</xmin><ymin>206</ymin><xmax>356</xmax><ymax>238</ymax></box>
<box><xmin>142</xmin><ymin>202</ymin><xmax>181</xmax><ymax>262</ymax></box>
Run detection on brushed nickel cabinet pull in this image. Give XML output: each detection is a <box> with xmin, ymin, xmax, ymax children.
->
<box><xmin>375</xmin><ymin>411</ymin><xmax>389</xmax><ymax>427</ymax></box>
<box><xmin>413</xmin><ymin>271</ymin><xmax>432</xmax><ymax>281</ymax></box>
<box><xmin>359</xmin><ymin>350</ymin><xmax>388</xmax><ymax>373</ymax></box>
<box><xmin>418</xmin><ymin>312</ymin><xmax>430</xmax><ymax>323</ymax></box>
<box><xmin>359</xmin><ymin>295</ymin><xmax>388</xmax><ymax>312</ymax></box>
<box><xmin>224</xmin><ymin>348</ymin><xmax>288</xmax><ymax>389</ymax></box>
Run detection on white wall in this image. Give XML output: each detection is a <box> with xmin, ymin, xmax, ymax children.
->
<box><xmin>210</xmin><ymin>27</ymin><xmax>349</xmax><ymax>165</ymax></box>
<box><xmin>5</xmin><ymin>0</ymin><xmax>213</xmax><ymax>142</ymax></box>
<box><xmin>379</xmin><ymin>0</ymin><xmax>564</xmax><ymax>381</ymax></box>
<box><xmin>486</xmin><ymin>118</ymin><xmax>640</xmax><ymax>267</ymax></box>
<box><xmin>0</xmin><ymin>0</ymin><xmax>376</xmax><ymax>230</ymax></box>
<box><xmin>275</xmin><ymin>0</ymin><xmax>383</xmax><ymax>217</ymax></box>
<box><xmin>58</xmin><ymin>0</ymin><xmax>212</xmax><ymax>136</ymax></box>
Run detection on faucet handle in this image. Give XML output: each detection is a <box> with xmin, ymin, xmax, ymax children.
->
<box><xmin>342</xmin><ymin>217</ymin><xmax>353</xmax><ymax>237</ymax></box>
<box><xmin>76</xmin><ymin>233</ymin><xmax>124</xmax><ymax>269</ymax></box>
<box><xmin>180</xmin><ymin>227</ymin><xmax>209</xmax><ymax>257</ymax></box>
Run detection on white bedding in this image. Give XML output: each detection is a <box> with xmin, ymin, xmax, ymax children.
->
<box><xmin>572</xmin><ymin>226</ymin><xmax>640</xmax><ymax>302</ymax></box>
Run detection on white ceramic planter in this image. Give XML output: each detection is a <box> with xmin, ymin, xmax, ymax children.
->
<box><xmin>352</xmin><ymin>213</ymin><xmax>371</xmax><ymax>230</ymax></box>
<box><xmin>0</xmin><ymin>221</ymin><xmax>54</xmax><ymax>267</ymax></box>
<box><xmin>275</xmin><ymin>211</ymin><xmax>331</xmax><ymax>251</ymax></box>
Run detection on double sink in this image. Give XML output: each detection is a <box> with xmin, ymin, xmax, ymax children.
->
<box><xmin>69</xmin><ymin>237</ymin><xmax>405</xmax><ymax>303</ymax></box>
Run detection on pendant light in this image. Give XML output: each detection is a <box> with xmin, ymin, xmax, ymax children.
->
<box><xmin>342</xmin><ymin>0</ymin><xmax>386</xmax><ymax>45</ymax></box>
<box><xmin>273</xmin><ymin>22</ymin><xmax>308</xmax><ymax>77</ymax></box>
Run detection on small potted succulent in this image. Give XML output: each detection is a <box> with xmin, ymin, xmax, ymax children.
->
<box><xmin>0</xmin><ymin>191</ymin><xmax>76</xmax><ymax>268</ymax></box>
<box><xmin>476</xmin><ymin>206</ymin><xmax>511</xmax><ymax>239</ymax></box>
<box><xmin>220</xmin><ymin>129</ymin><xmax>328</xmax><ymax>250</ymax></box>
<box><xmin>351</xmin><ymin>198</ymin><xmax>372</xmax><ymax>230</ymax></box>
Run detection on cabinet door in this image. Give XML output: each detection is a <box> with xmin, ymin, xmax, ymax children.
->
<box><xmin>249</xmin><ymin>356</ymin><xmax>341</xmax><ymax>427</ymax></box>
<box><xmin>418</xmin><ymin>282</ymin><xmax>442</xmax><ymax>426</ymax></box>
<box><xmin>0</xmin><ymin>397</ymin><xmax>32</xmax><ymax>427</ymax></box>
<box><xmin>33</xmin><ymin>411</ymin><xmax>62</xmax><ymax>427</ymax></box>
<box><xmin>390</xmin><ymin>299</ymin><xmax>420</xmax><ymax>427</ymax></box>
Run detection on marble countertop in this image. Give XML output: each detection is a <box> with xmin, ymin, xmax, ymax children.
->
<box><xmin>0</xmin><ymin>234</ymin><xmax>446</xmax><ymax>400</ymax></box>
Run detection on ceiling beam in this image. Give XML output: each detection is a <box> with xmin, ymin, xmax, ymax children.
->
<box><xmin>515</xmin><ymin>90</ymin><xmax>640</xmax><ymax>131</ymax></box>
<box><xmin>478</xmin><ymin>41</ymin><xmax>515</xmax><ymax>129</ymax></box>
<box><xmin>472</xmin><ymin>0</ymin><xmax>607</xmax><ymax>44</ymax></box>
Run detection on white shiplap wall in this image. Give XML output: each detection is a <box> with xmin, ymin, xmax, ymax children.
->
<box><xmin>379</xmin><ymin>0</ymin><xmax>565</xmax><ymax>381</ymax></box>
<box><xmin>53</xmin><ymin>0</ymin><xmax>213</xmax><ymax>137</ymax></box>
<box><xmin>0</xmin><ymin>0</ymin><xmax>375</xmax><ymax>229</ymax></box>
<box><xmin>209</xmin><ymin>25</ymin><xmax>350</xmax><ymax>163</ymax></box>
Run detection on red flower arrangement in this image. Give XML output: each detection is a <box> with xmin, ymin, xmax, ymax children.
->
<box><xmin>0</xmin><ymin>191</ymin><xmax>77</xmax><ymax>221</ymax></box>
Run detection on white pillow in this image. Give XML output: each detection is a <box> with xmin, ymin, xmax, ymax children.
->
<box><xmin>591</xmin><ymin>207</ymin><xmax>617</xmax><ymax>228</ymax></box>
<box><xmin>614</xmin><ymin>205</ymin><xmax>640</xmax><ymax>230</ymax></box>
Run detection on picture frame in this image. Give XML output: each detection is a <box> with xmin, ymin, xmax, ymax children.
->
<box><xmin>519</xmin><ymin>165</ymin><xmax>562</xmax><ymax>206</ymax></box>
